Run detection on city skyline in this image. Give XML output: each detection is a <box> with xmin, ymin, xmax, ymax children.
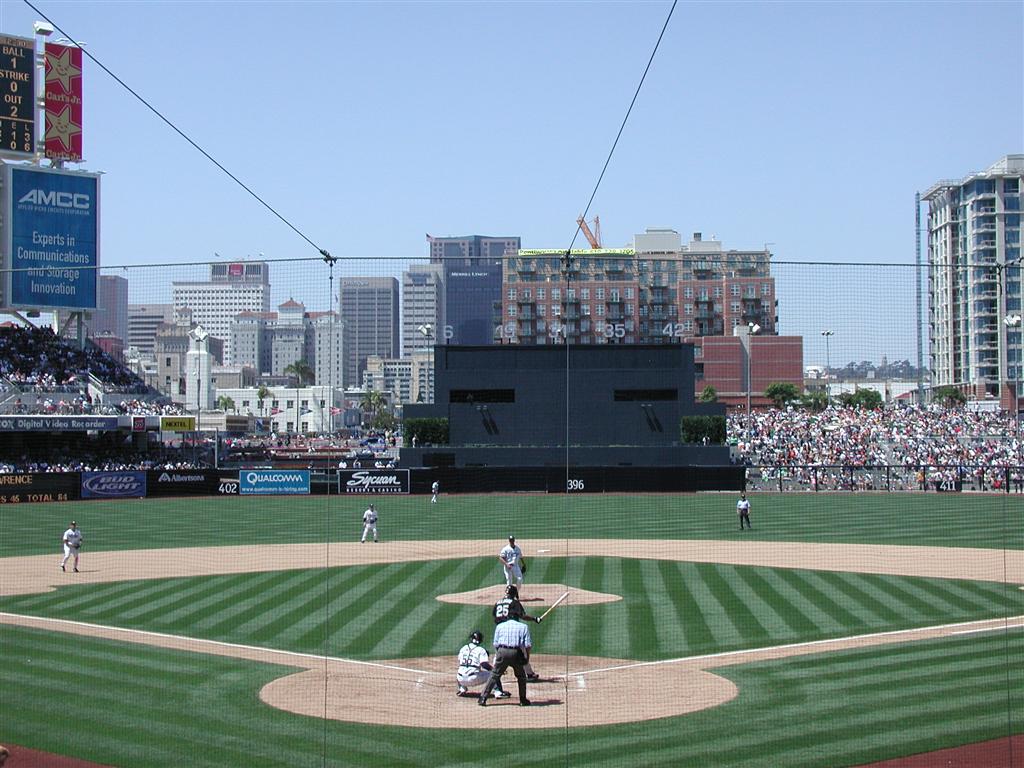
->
<box><xmin>0</xmin><ymin>1</ymin><xmax>1020</xmax><ymax>368</ymax></box>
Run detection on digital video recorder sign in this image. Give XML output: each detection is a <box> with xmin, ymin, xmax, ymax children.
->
<box><xmin>4</xmin><ymin>164</ymin><xmax>99</xmax><ymax>310</ymax></box>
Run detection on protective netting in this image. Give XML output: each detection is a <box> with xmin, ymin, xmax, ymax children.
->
<box><xmin>0</xmin><ymin>255</ymin><xmax>1021</xmax><ymax>768</ymax></box>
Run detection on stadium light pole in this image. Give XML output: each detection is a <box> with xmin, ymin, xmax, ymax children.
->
<box><xmin>417</xmin><ymin>324</ymin><xmax>433</xmax><ymax>404</ymax></box>
<box><xmin>821</xmin><ymin>330</ymin><xmax>834</xmax><ymax>407</ymax></box>
<box><xmin>1005</xmin><ymin>313</ymin><xmax>1022</xmax><ymax>434</ymax></box>
<box><xmin>746</xmin><ymin>322</ymin><xmax>761</xmax><ymax>414</ymax></box>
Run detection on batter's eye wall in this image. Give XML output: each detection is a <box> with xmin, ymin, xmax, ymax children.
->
<box><xmin>405</xmin><ymin>344</ymin><xmax>724</xmax><ymax>448</ymax></box>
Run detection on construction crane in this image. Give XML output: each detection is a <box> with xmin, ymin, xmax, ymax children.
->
<box><xmin>576</xmin><ymin>215</ymin><xmax>602</xmax><ymax>249</ymax></box>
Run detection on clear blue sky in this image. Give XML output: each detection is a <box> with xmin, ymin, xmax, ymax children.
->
<box><xmin>1</xmin><ymin>0</ymin><xmax>1021</xmax><ymax>365</ymax></box>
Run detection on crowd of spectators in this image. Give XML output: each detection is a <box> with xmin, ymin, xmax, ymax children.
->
<box><xmin>0</xmin><ymin>324</ymin><xmax>149</xmax><ymax>394</ymax></box>
<box><xmin>7</xmin><ymin>396</ymin><xmax>185</xmax><ymax>417</ymax></box>
<box><xmin>0</xmin><ymin>451</ymin><xmax>209</xmax><ymax>474</ymax></box>
<box><xmin>731</xmin><ymin>404</ymin><xmax>1024</xmax><ymax>491</ymax></box>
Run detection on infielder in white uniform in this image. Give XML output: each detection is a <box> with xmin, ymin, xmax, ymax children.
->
<box><xmin>456</xmin><ymin>630</ymin><xmax>508</xmax><ymax>697</ymax></box>
<box><xmin>499</xmin><ymin>535</ymin><xmax>525</xmax><ymax>589</ymax></box>
<box><xmin>431</xmin><ymin>481</ymin><xmax>439</xmax><ymax>504</ymax></box>
<box><xmin>60</xmin><ymin>520</ymin><xmax>83</xmax><ymax>572</ymax></box>
<box><xmin>361</xmin><ymin>503</ymin><xmax>379</xmax><ymax>543</ymax></box>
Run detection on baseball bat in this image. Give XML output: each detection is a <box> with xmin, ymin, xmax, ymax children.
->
<box><xmin>538</xmin><ymin>590</ymin><xmax>571</xmax><ymax>622</ymax></box>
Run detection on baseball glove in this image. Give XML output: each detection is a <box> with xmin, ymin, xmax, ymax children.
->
<box><xmin>520</xmin><ymin>561</ymin><xmax>527</xmax><ymax>576</ymax></box>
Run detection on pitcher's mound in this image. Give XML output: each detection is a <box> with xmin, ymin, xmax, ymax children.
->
<box><xmin>260</xmin><ymin>653</ymin><xmax>737</xmax><ymax>729</ymax></box>
<box><xmin>437</xmin><ymin>583</ymin><xmax>620</xmax><ymax>606</ymax></box>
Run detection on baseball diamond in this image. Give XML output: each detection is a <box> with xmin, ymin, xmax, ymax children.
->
<box><xmin>0</xmin><ymin>492</ymin><xmax>1021</xmax><ymax>767</ymax></box>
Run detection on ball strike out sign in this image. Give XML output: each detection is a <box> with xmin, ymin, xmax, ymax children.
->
<box><xmin>44</xmin><ymin>41</ymin><xmax>82</xmax><ymax>162</ymax></box>
<box><xmin>0</xmin><ymin>34</ymin><xmax>35</xmax><ymax>157</ymax></box>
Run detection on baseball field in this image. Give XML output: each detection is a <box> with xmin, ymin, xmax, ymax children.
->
<box><xmin>1</xmin><ymin>491</ymin><xmax>1022</xmax><ymax>767</ymax></box>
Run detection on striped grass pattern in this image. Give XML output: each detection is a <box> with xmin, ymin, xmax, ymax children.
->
<box><xmin>1</xmin><ymin>492</ymin><xmax>1020</xmax><ymax>766</ymax></box>
<box><xmin>1</xmin><ymin>558</ymin><xmax>1020</xmax><ymax>660</ymax></box>
<box><xmin>2</xmin><ymin>623</ymin><xmax>1019</xmax><ymax>768</ymax></box>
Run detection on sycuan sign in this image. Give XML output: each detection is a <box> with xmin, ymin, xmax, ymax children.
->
<box><xmin>337</xmin><ymin>469</ymin><xmax>410</xmax><ymax>494</ymax></box>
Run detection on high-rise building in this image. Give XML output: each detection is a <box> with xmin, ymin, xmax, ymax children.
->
<box><xmin>152</xmin><ymin>312</ymin><xmax>224</xmax><ymax>402</ymax></box>
<box><xmin>501</xmin><ymin>229</ymin><xmax>775</xmax><ymax>345</ymax></box>
<box><xmin>308</xmin><ymin>310</ymin><xmax>346</xmax><ymax>393</ymax></box>
<box><xmin>230</xmin><ymin>299</ymin><xmax>345</xmax><ymax>390</ymax></box>
<box><xmin>59</xmin><ymin>275</ymin><xmax>129</xmax><ymax>343</ymax></box>
<box><xmin>924</xmin><ymin>154</ymin><xmax>1023</xmax><ymax>404</ymax></box>
<box><xmin>363</xmin><ymin>351</ymin><xmax>431</xmax><ymax>405</ymax></box>
<box><xmin>127</xmin><ymin>303</ymin><xmax>176</xmax><ymax>359</ymax></box>
<box><xmin>339</xmin><ymin>276</ymin><xmax>399</xmax><ymax>388</ymax></box>
<box><xmin>402</xmin><ymin>263</ymin><xmax>445</xmax><ymax>357</ymax></box>
<box><xmin>428</xmin><ymin>234</ymin><xmax>520</xmax><ymax>345</ymax></box>
<box><xmin>171</xmin><ymin>262</ymin><xmax>271</xmax><ymax>364</ymax></box>
<box><xmin>428</xmin><ymin>234</ymin><xmax>520</xmax><ymax>266</ymax></box>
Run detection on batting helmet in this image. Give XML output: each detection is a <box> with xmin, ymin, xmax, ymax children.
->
<box><xmin>505</xmin><ymin>584</ymin><xmax>519</xmax><ymax>599</ymax></box>
<box><xmin>470</xmin><ymin>630</ymin><xmax>483</xmax><ymax>645</ymax></box>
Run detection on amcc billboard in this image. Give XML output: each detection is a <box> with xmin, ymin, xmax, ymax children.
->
<box><xmin>2</xmin><ymin>164</ymin><xmax>100</xmax><ymax>310</ymax></box>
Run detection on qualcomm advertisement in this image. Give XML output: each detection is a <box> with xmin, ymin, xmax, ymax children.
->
<box><xmin>6</xmin><ymin>165</ymin><xmax>99</xmax><ymax>310</ymax></box>
<box><xmin>239</xmin><ymin>469</ymin><xmax>310</xmax><ymax>495</ymax></box>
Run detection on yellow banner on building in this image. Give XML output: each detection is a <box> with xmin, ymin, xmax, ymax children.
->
<box><xmin>160</xmin><ymin>416</ymin><xmax>196</xmax><ymax>432</ymax></box>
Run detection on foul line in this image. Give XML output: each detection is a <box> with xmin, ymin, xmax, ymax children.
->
<box><xmin>0</xmin><ymin>612</ymin><xmax>441</xmax><ymax>676</ymax></box>
<box><xmin>4</xmin><ymin>610</ymin><xmax>1022</xmax><ymax>681</ymax></box>
<box><xmin>557</xmin><ymin>615</ymin><xmax>1024</xmax><ymax>677</ymax></box>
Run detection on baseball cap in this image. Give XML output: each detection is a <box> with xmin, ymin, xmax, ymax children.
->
<box><xmin>70</xmin><ymin>520</ymin><xmax>77</xmax><ymax>525</ymax></box>
<box><xmin>508</xmin><ymin>535</ymin><xmax>515</xmax><ymax>542</ymax></box>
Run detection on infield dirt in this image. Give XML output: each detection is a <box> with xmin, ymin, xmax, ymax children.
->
<box><xmin>1</xmin><ymin>539</ymin><xmax>1022</xmax><ymax>729</ymax></box>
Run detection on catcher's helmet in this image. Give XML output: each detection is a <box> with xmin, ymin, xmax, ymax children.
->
<box><xmin>505</xmin><ymin>584</ymin><xmax>519</xmax><ymax>599</ymax></box>
<box><xmin>470</xmin><ymin>630</ymin><xmax>483</xmax><ymax>644</ymax></box>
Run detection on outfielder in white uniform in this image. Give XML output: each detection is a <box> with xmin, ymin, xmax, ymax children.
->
<box><xmin>431</xmin><ymin>481</ymin><xmax>439</xmax><ymax>504</ymax></box>
<box><xmin>737</xmin><ymin>493</ymin><xmax>752</xmax><ymax>530</ymax></box>
<box><xmin>499</xmin><ymin>535</ymin><xmax>525</xmax><ymax>589</ymax></box>
<box><xmin>456</xmin><ymin>630</ymin><xmax>508</xmax><ymax>697</ymax></box>
<box><xmin>60</xmin><ymin>520</ymin><xmax>83</xmax><ymax>572</ymax></box>
<box><xmin>361</xmin><ymin>503</ymin><xmax>379</xmax><ymax>543</ymax></box>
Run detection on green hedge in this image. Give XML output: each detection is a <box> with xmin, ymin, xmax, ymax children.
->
<box><xmin>680</xmin><ymin>414</ymin><xmax>726</xmax><ymax>444</ymax></box>
<box><xmin>404</xmin><ymin>417</ymin><xmax>449</xmax><ymax>446</ymax></box>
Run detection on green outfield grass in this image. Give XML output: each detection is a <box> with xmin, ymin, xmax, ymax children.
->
<box><xmin>1</xmin><ymin>491</ymin><xmax>1021</xmax><ymax>767</ymax></box>
<box><xmin>1</xmin><ymin>491</ymin><xmax>1022</xmax><ymax>556</ymax></box>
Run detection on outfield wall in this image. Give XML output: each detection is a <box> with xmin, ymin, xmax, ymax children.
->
<box><xmin>0</xmin><ymin>465</ymin><xmax>745</xmax><ymax>503</ymax></box>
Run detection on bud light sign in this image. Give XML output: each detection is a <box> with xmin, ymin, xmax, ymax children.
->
<box><xmin>81</xmin><ymin>471</ymin><xmax>146</xmax><ymax>499</ymax></box>
<box><xmin>239</xmin><ymin>469</ymin><xmax>310</xmax><ymax>495</ymax></box>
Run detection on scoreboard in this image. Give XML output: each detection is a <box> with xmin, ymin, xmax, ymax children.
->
<box><xmin>0</xmin><ymin>34</ymin><xmax>35</xmax><ymax>157</ymax></box>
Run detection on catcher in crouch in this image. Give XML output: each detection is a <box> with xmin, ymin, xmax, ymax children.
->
<box><xmin>456</xmin><ymin>630</ymin><xmax>510</xmax><ymax>698</ymax></box>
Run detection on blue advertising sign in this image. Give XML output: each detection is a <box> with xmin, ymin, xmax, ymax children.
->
<box><xmin>81</xmin><ymin>471</ymin><xmax>147</xmax><ymax>499</ymax></box>
<box><xmin>6</xmin><ymin>165</ymin><xmax>99</xmax><ymax>310</ymax></box>
<box><xmin>239</xmin><ymin>469</ymin><xmax>310</xmax><ymax>495</ymax></box>
<box><xmin>0</xmin><ymin>415</ymin><xmax>119</xmax><ymax>432</ymax></box>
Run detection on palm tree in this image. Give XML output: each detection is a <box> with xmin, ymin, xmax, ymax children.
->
<box><xmin>359</xmin><ymin>388</ymin><xmax>387</xmax><ymax>428</ymax></box>
<box><xmin>283</xmin><ymin>359</ymin><xmax>315</xmax><ymax>386</ymax></box>
<box><xmin>256</xmin><ymin>384</ymin><xmax>270</xmax><ymax>417</ymax></box>
<box><xmin>215</xmin><ymin>395</ymin><xmax>236</xmax><ymax>413</ymax></box>
<box><xmin>283</xmin><ymin>359</ymin><xmax>315</xmax><ymax>433</ymax></box>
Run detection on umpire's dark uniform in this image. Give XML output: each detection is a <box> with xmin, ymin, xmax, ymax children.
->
<box><xmin>479</xmin><ymin>618</ymin><xmax>532</xmax><ymax>706</ymax></box>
